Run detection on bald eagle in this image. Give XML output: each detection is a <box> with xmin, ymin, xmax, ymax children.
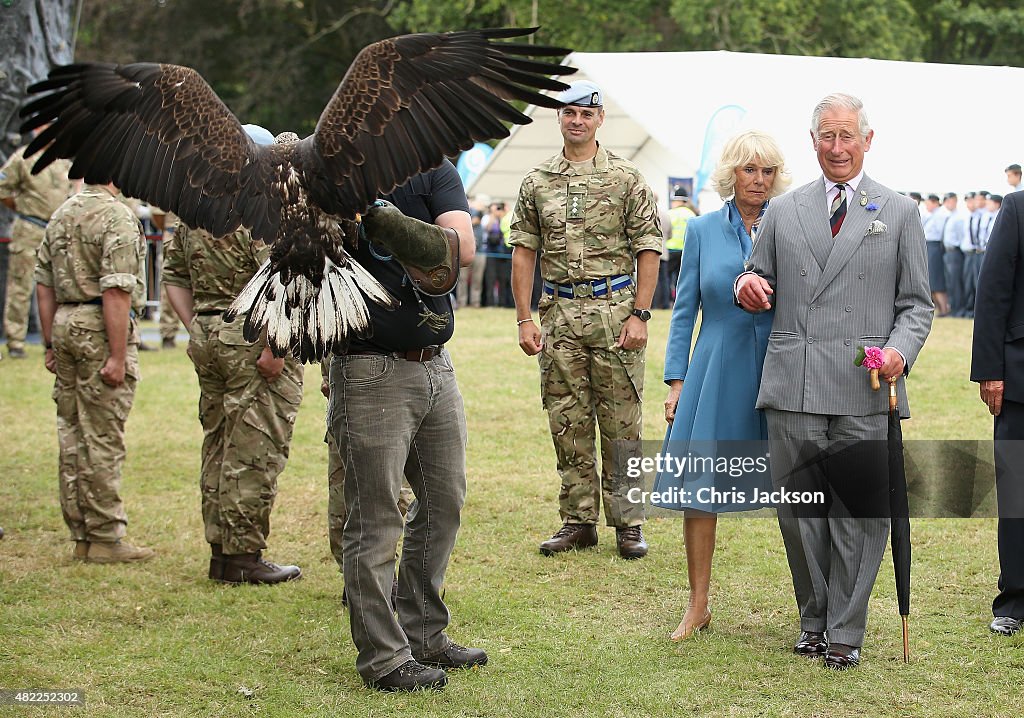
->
<box><xmin>19</xmin><ymin>27</ymin><xmax>574</xmax><ymax>362</ymax></box>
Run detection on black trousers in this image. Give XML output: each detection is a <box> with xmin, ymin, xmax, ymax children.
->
<box><xmin>993</xmin><ymin>398</ymin><xmax>1024</xmax><ymax>618</ymax></box>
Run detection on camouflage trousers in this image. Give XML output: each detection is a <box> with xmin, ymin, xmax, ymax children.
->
<box><xmin>4</xmin><ymin>247</ymin><xmax>37</xmax><ymax>351</ymax></box>
<box><xmin>189</xmin><ymin>316</ymin><xmax>303</xmax><ymax>555</ymax></box>
<box><xmin>158</xmin><ymin>285</ymin><xmax>180</xmax><ymax>342</ymax></box>
<box><xmin>325</xmin><ymin>430</ymin><xmax>413</xmax><ymax>571</ymax></box>
<box><xmin>538</xmin><ymin>290</ymin><xmax>646</xmax><ymax>527</ymax></box>
<box><xmin>52</xmin><ymin>305</ymin><xmax>139</xmax><ymax>542</ymax></box>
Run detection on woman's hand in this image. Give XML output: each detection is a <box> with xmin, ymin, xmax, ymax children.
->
<box><xmin>664</xmin><ymin>380</ymin><xmax>683</xmax><ymax>423</ymax></box>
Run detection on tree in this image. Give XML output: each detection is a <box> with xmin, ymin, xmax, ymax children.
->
<box><xmin>666</xmin><ymin>0</ymin><xmax>924</xmax><ymax>59</ymax></box>
<box><xmin>911</xmin><ymin>0</ymin><xmax>1024</xmax><ymax>66</ymax></box>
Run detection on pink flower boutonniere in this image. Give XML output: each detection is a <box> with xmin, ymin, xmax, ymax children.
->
<box><xmin>855</xmin><ymin>345</ymin><xmax>885</xmax><ymax>390</ymax></box>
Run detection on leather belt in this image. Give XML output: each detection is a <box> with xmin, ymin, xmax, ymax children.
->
<box><xmin>195</xmin><ymin>309</ymin><xmax>224</xmax><ymax>316</ymax></box>
<box><xmin>542</xmin><ymin>274</ymin><xmax>632</xmax><ymax>299</ymax></box>
<box><xmin>965</xmin><ymin>249</ymin><xmax>986</xmax><ymax>255</ymax></box>
<box><xmin>60</xmin><ymin>298</ymin><xmax>103</xmax><ymax>306</ymax></box>
<box><xmin>348</xmin><ymin>345</ymin><xmax>444</xmax><ymax>362</ymax></box>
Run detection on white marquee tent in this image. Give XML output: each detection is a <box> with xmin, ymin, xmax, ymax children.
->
<box><xmin>468</xmin><ymin>50</ymin><xmax>1024</xmax><ymax>211</ymax></box>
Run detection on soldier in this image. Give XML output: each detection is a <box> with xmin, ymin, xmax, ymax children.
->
<box><xmin>164</xmin><ymin>219</ymin><xmax>303</xmax><ymax>583</ymax></box>
<box><xmin>35</xmin><ymin>182</ymin><xmax>155</xmax><ymax>563</ymax></box>
<box><xmin>509</xmin><ymin>80</ymin><xmax>662</xmax><ymax>559</ymax></box>
<box><xmin>162</xmin><ymin>125</ymin><xmax>304</xmax><ymax>585</ymax></box>
<box><xmin>151</xmin><ymin>208</ymin><xmax>182</xmax><ymax>348</ymax></box>
<box><xmin>0</xmin><ymin>138</ymin><xmax>72</xmax><ymax>358</ymax></box>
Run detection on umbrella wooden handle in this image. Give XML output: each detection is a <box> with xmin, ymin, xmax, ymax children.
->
<box><xmin>870</xmin><ymin>368</ymin><xmax>880</xmax><ymax>391</ymax></box>
<box><xmin>889</xmin><ymin>376</ymin><xmax>898</xmax><ymax>412</ymax></box>
<box><xmin>902</xmin><ymin>615</ymin><xmax>910</xmax><ymax>663</ymax></box>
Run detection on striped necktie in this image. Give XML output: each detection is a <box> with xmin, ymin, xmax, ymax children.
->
<box><xmin>830</xmin><ymin>183</ymin><xmax>847</xmax><ymax>237</ymax></box>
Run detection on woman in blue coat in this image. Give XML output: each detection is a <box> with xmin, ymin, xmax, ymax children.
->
<box><xmin>658</xmin><ymin>131</ymin><xmax>791</xmax><ymax>640</ymax></box>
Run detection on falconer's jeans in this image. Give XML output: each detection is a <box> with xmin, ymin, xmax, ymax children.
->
<box><xmin>328</xmin><ymin>349</ymin><xmax>467</xmax><ymax>682</ymax></box>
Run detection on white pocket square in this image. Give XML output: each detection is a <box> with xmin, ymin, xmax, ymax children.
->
<box><xmin>865</xmin><ymin>220</ymin><xmax>887</xmax><ymax>235</ymax></box>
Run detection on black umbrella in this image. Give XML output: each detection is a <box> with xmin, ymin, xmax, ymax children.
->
<box><xmin>888</xmin><ymin>377</ymin><xmax>911</xmax><ymax>663</ymax></box>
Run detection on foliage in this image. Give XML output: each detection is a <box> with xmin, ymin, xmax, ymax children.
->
<box><xmin>911</xmin><ymin>0</ymin><xmax>1024</xmax><ymax>66</ymax></box>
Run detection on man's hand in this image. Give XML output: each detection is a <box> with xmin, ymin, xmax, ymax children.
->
<box><xmin>257</xmin><ymin>346</ymin><xmax>285</xmax><ymax>382</ymax></box>
<box><xmin>320</xmin><ymin>377</ymin><xmax>330</xmax><ymax>399</ymax></box>
<box><xmin>99</xmin><ymin>356</ymin><xmax>126</xmax><ymax>387</ymax></box>
<box><xmin>737</xmin><ymin>273</ymin><xmax>773</xmax><ymax>312</ymax></box>
<box><xmin>665</xmin><ymin>380</ymin><xmax>683</xmax><ymax>423</ymax></box>
<box><xmin>44</xmin><ymin>347</ymin><xmax>56</xmax><ymax>374</ymax></box>
<box><xmin>518</xmin><ymin>319</ymin><xmax>543</xmax><ymax>356</ymax></box>
<box><xmin>880</xmin><ymin>348</ymin><xmax>905</xmax><ymax>383</ymax></box>
<box><xmin>980</xmin><ymin>380</ymin><xmax>1004</xmax><ymax>417</ymax></box>
<box><xmin>616</xmin><ymin>315</ymin><xmax>648</xmax><ymax>350</ymax></box>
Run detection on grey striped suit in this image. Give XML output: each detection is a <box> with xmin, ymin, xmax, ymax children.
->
<box><xmin>746</xmin><ymin>174</ymin><xmax>932</xmax><ymax>647</ymax></box>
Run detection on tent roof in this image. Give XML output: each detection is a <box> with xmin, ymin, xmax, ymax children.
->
<box><xmin>470</xmin><ymin>50</ymin><xmax>1024</xmax><ymax>202</ymax></box>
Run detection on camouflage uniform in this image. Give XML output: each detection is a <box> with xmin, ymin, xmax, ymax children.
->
<box><xmin>321</xmin><ymin>360</ymin><xmax>413</xmax><ymax>570</ymax></box>
<box><xmin>34</xmin><ymin>185</ymin><xmax>146</xmax><ymax>542</ymax></box>
<box><xmin>162</xmin><ymin>225</ymin><xmax>303</xmax><ymax>555</ymax></box>
<box><xmin>509</xmin><ymin>146</ymin><xmax>662</xmax><ymax>527</ymax></box>
<box><xmin>155</xmin><ymin>211</ymin><xmax>181</xmax><ymax>344</ymax></box>
<box><xmin>0</xmin><ymin>146</ymin><xmax>72</xmax><ymax>353</ymax></box>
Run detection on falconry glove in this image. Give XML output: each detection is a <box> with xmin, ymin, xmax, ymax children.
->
<box><xmin>362</xmin><ymin>200</ymin><xmax>460</xmax><ymax>296</ymax></box>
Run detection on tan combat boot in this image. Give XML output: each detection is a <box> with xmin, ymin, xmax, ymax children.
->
<box><xmin>73</xmin><ymin>540</ymin><xmax>90</xmax><ymax>560</ymax></box>
<box><xmin>86</xmin><ymin>540</ymin><xmax>156</xmax><ymax>563</ymax></box>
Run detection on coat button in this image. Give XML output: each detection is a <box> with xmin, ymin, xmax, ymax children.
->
<box><xmin>858</xmin><ymin>273</ymin><xmax>865</xmax><ymax>279</ymax></box>
<box><xmin>844</xmin><ymin>339</ymin><xmax>851</xmax><ymax>346</ymax></box>
<box><xmin>807</xmin><ymin>337</ymin><xmax>814</xmax><ymax>344</ymax></box>
<box><xmin>845</xmin><ymin>305</ymin><xmax>853</xmax><ymax>312</ymax></box>
<box><xmin>800</xmin><ymin>269</ymin><xmax>808</xmax><ymax>276</ymax></box>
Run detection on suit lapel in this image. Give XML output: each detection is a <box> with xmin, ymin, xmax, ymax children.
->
<box><xmin>810</xmin><ymin>175</ymin><xmax>888</xmax><ymax>303</ymax></box>
<box><xmin>795</xmin><ymin>181</ymin><xmax>832</xmax><ymax>271</ymax></box>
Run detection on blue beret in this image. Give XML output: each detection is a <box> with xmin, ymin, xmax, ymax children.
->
<box><xmin>242</xmin><ymin>124</ymin><xmax>276</xmax><ymax>146</ymax></box>
<box><xmin>556</xmin><ymin>81</ymin><xmax>603</xmax><ymax>107</ymax></box>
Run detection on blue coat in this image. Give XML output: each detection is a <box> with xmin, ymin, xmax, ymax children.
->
<box><xmin>654</xmin><ymin>204</ymin><xmax>774</xmax><ymax>512</ymax></box>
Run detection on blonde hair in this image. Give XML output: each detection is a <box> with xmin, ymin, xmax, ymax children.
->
<box><xmin>710</xmin><ymin>130</ymin><xmax>792</xmax><ymax>200</ymax></box>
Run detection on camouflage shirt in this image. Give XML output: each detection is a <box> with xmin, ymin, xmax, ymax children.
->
<box><xmin>161</xmin><ymin>224</ymin><xmax>269</xmax><ymax>313</ymax></box>
<box><xmin>34</xmin><ymin>186</ymin><xmax>147</xmax><ymax>312</ymax></box>
<box><xmin>508</xmin><ymin>145</ymin><xmax>662</xmax><ymax>284</ymax></box>
<box><xmin>0</xmin><ymin>146</ymin><xmax>72</xmax><ymax>221</ymax></box>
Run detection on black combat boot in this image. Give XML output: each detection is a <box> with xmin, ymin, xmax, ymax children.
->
<box><xmin>218</xmin><ymin>551</ymin><xmax>302</xmax><ymax>585</ymax></box>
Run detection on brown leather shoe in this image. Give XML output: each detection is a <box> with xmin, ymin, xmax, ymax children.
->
<box><xmin>539</xmin><ymin>523</ymin><xmax>598</xmax><ymax>556</ymax></box>
<box><xmin>793</xmin><ymin>631</ymin><xmax>827</xmax><ymax>657</ymax></box>
<box><xmin>86</xmin><ymin>540</ymin><xmax>155</xmax><ymax>563</ymax></box>
<box><xmin>615</xmin><ymin>525</ymin><xmax>648</xmax><ymax>559</ymax></box>
<box><xmin>219</xmin><ymin>551</ymin><xmax>301</xmax><ymax>585</ymax></box>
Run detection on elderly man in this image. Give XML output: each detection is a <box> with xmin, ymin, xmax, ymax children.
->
<box><xmin>737</xmin><ymin>93</ymin><xmax>932</xmax><ymax>669</ymax></box>
<box><xmin>0</xmin><ymin>137</ymin><xmax>72</xmax><ymax>358</ymax></box>
<box><xmin>509</xmin><ymin>80</ymin><xmax>662</xmax><ymax>560</ymax></box>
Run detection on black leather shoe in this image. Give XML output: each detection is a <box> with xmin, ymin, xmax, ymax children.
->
<box><xmin>615</xmin><ymin>525</ymin><xmax>648</xmax><ymax>559</ymax></box>
<box><xmin>823</xmin><ymin>643</ymin><xmax>860</xmax><ymax>670</ymax></box>
<box><xmin>218</xmin><ymin>551</ymin><xmax>302</xmax><ymax>584</ymax></box>
<box><xmin>793</xmin><ymin>631</ymin><xmax>827</xmax><ymax>657</ymax></box>
<box><xmin>367</xmin><ymin>660</ymin><xmax>447</xmax><ymax>692</ymax></box>
<box><xmin>539</xmin><ymin>523</ymin><xmax>598</xmax><ymax>555</ymax></box>
<box><xmin>418</xmin><ymin>642</ymin><xmax>488</xmax><ymax>670</ymax></box>
<box><xmin>990</xmin><ymin>616</ymin><xmax>1023</xmax><ymax>636</ymax></box>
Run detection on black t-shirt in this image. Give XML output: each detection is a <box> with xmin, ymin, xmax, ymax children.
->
<box><xmin>347</xmin><ymin>159</ymin><xmax>469</xmax><ymax>353</ymax></box>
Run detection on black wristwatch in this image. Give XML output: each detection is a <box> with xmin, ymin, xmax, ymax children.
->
<box><xmin>631</xmin><ymin>308</ymin><xmax>652</xmax><ymax>322</ymax></box>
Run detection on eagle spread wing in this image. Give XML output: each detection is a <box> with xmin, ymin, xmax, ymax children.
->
<box><xmin>19</xmin><ymin>27</ymin><xmax>575</xmax><ymax>362</ymax></box>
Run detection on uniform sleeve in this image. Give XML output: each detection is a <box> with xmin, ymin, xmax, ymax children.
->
<box><xmin>508</xmin><ymin>174</ymin><xmax>541</xmax><ymax>251</ymax></box>
<box><xmin>625</xmin><ymin>172</ymin><xmax>664</xmax><ymax>255</ymax></box>
<box><xmin>161</xmin><ymin>225</ymin><xmax>191</xmax><ymax>289</ymax></box>
<box><xmin>99</xmin><ymin>205</ymin><xmax>146</xmax><ymax>294</ymax></box>
<box><xmin>34</xmin><ymin>224</ymin><xmax>56</xmax><ymax>288</ymax></box>
<box><xmin>0</xmin><ymin>150</ymin><xmax>25</xmax><ymax>201</ymax></box>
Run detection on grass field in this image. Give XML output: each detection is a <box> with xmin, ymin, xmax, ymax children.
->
<box><xmin>0</xmin><ymin>309</ymin><xmax>1019</xmax><ymax>718</ymax></box>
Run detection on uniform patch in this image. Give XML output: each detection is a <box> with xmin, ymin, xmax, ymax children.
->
<box><xmin>568</xmin><ymin>189</ymin><xmax>586</xmax><ymax>221</ymax></box>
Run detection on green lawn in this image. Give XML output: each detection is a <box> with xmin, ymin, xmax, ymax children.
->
<box><xmin>0</xmin><ymin>310</ymin><xmax>1017</xmax><ymax>718</ymax></box>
